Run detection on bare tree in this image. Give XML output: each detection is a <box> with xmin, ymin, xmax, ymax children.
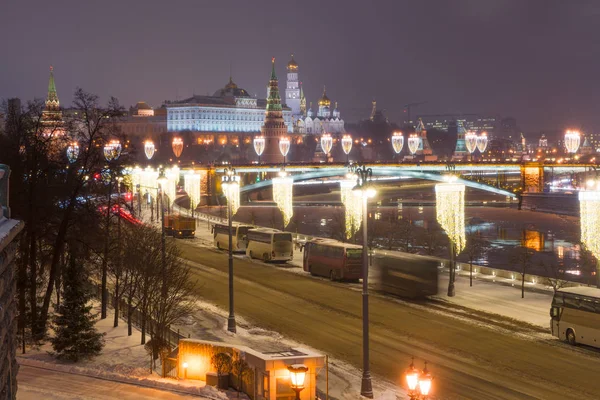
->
<box><xmin>513</xmin><ymin>243</ymin><xmax>535</xmax><ymax>299</ymax></box>
<box><xmin>420</xmin><ymin>226</ymin><xmax>443</xmax><ymax>256</ymax></box>
<box><xmin>463</xmin><ymin>228</ymin><xmax>487</xmax><ymax>287</ymax></box>
<box><xmin>541</xmin><ymin>259</ymin><xmax>568</xmax><ymax>293</ymax></box>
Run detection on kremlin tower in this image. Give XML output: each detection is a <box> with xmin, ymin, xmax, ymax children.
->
<box><xmin>415</xmin><ymin>118</ymin><xmax>432</xmax><ymax>156</ymax></box>
<box><xmin>453</xmin><ymin>120</ymin><xmax>468</xmax><ymax>160</ymax></box>
<box><xmin>41</xmin><ymin>66</ymin><xmax>64</xmax><ymax>136</ymax></box>
<box><xmin>285</xmin><ymin>55</ymin><xmax>301</xmax><ymax>116</ymax></box>
<box><xmin>261</xmin><ymin>58</ymin><xmax>289</xmax><ymax>164</ymax></box>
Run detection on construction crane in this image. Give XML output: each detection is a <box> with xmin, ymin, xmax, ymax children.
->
<box><xmin>403</xmin><ymin>101</ymin><xmax>428</xmax><ymax>126</ymax></box>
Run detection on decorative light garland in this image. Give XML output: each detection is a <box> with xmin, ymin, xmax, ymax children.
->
<box><xmin>254</xmin><ymin>136</ymin><xmax>265</xmax><ymax>158</ymax></box>
<box><xmin>172</xmin><ymin>137</ymin><xmax>184</xmax><ymax>158</ymax></box>
<box><xmin>144</xmin><ymin>140</ymin><xmax>155</xmax><ymax>160</ymax></box>
<box><xmin>579</xmin><ymin>189</ymin><xmax>600</xmax><ymax>259</ymax></box>
<box><xmin>184</xmin><ymin>171</ymin><xmax>201</xmax><ymax>213</ymax></box>
<box><xmin>66</xmin><ymin>142</ymin><xmax>79</xmax><ymax>164</ymax></box>
<box><xmin>103</xmin><ymin>139</ymin><xmax>121</xmax><ymax>162</ymax></box>
<box><xmin>564</xmin><ymin>130</ymin><xmax>581</xmax><ymax>154</ymax></box>
<box><xmin>341</xmin><ymin>135</ymin><xmax>353</xmax><ymax>156</ymax></box>
<box><xmin>340</xmin><ymin>178</ymin><xmax>362</xmax><ymax>239</ymax></box>
<box><xmin>465</xmin><ymin>132</ymin><xmax>478</xmax><ymax>154</ymax></box>
<box><xmin>392</xmin><ymin>131</ymin><xmax>404</xmax><ymax>155</ymax></box>
<box><xmin>164</xmin><ymin>166</ymin><xmax>180</xmax><ymax>207</ymax></box>
<box><xmin>321</xmin><ymin>133</ymin><xmax>333</xmax><ymax>156</ymax></box>
<box><xmin>272</xmin><ymin>172</ymin><xmax>293</xmax><ymax>227</ymax></box>
<box><xmin>435</xmin><ymin>182</ymin><xmax>466</xmax><ymax>253</ymax></box>
<box><xmin>408</xmin><ymin>134</ymin><xmax>420</xmax><ymax>155</ymax></box>
<box><xmin>476</xmin><ymin>132</ymin><xmax>488</xmax><ymax>153</ymax></box>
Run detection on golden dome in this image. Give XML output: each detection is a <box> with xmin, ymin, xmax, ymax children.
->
<box><xmin>318</xmin><ymin>87</ymin><xmax>331</xmax><ymax>107</ymax></box>
<box><xmin>287</xmin><ymin>54</ymin><xmax>298</xmax><ymax>70</ymax></box>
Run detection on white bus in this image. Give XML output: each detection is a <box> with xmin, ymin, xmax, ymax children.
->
<box><xmin>212</xmin><ymin>223</ymin><xmax>253</xmax><ymax>253</ymax></box>
<box><xmin>246</xmin><ymin>228</ymin><xmax>293</xmax><ymax>262</ymax></box>
<box><xmin>550</xmin><ymin>286</ymin><xmax>600</xmax><ymax>347</ymax></box>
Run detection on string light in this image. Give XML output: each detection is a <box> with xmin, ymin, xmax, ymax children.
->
<box><xmin>321</xmin><ymin>133</ymin><xmax>333</xmax><ymax>156</ymax></box>
<box><xmin>254</xmin><ymin>136</ymin><xmax>265</xmax><ymax>158</ymax></box>
<box><xmin>279</xmin><ymin>137</ymin><xmax>291</xmax><ymax>158</ymax></box>
<box><xmin>465</xmin><ymin>132</ymin><xmax>478</xmax><ymax>154</ymax></box>
<box><xmin>172</xmin><ymin>137</ymin><xmax>184</xmax><ymax>158</ymax></box>
<box><xmin>408</xmin><ymin>134</ymin><xmax>420</xmax><ymax>155</ymax></box>
<box><xmin>435</xmin><ymin>182</ymin><xmax>466</xmax><ymax>253</ymax></box>
<box><xmin>144</xmin><ymin>140</ymin><xmax>155</xmax><ymax>160</ymax></box>
<box><xmin>341</xmin><ymin>178</ymin><xmax>362</xmax><ymax>239</ymax></box>
<box><xmin>392</xmin><ymin>131</ymin><xmax>404</xmax><ymax>154</ymax></box>
<box><xmin>184</xmin><ymin>171</ymin><xmax>201</xmax><ymax>213</ymax></box>
<box><xmin>272</xmin><ymin>171</ymin><xmax>293</xmax><ymax>227</ymax></box>
<box><xmin>104</xmin><ymin>139</ymin><xmax>121</xmax><ymax>162</ymax></box>
<box><xmin>579</xmin><ymin>189</ymin><xmax>600</xmax><ymax>259</ymax></box>
<box><xmin>341</xmin><ymin>134</ymin><xmax>353</xmax><ymax>156</ymax></box>
<box><xmin>565</xmin><ymin>130</ymin><xmax>581</xmax><ymax>154</ymax></box>
<box><xmin>164</xmin><ymin>166</ymin><xmax>180</xmax><ymax>207</ymax></box>
<box><xmin>476</xmin><ymin>132</ymin><xmax>488</xmax><ymax>153</ymax></box>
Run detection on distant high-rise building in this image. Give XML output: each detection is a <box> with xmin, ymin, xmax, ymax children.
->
<box><xmin>418</xmin><ymin>113</ymin><xmax>498</xmax><ymax>134</ymax></box>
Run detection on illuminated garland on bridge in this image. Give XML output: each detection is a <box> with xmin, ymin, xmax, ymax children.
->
<box><xmin>435</xmin><ymin>182</ymin><xmax>466</xmax><ymax>253</ymax></box>
<box><xmin>340</xmin><ymin>179</ymin><xmax>362</xmax><ymax>239</ymax></box>
<box><xmin>273</xmin><ymin>172</ymin><xmax>293</xmax><ymax>228</ymax></box>
<box><xmin>184</xmin><ymin>171</ymin><xmax>201</xmax><ymax>213</ymax></box>
<box><xmin>579</xmin><ymin>190</ymin><xmax>600</xmax><ymax>259</ymax></box>
<box><xmin>164</xmin><ymin>166</ymin><xmax>180</xmax><ymax>207</ymax></box>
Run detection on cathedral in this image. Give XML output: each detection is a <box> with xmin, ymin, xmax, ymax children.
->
<box><xmin>284</xmin><ymin>55</ymin><xmax>345</xmax><ymax>135</ymax></box>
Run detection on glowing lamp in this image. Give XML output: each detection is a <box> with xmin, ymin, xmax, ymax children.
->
<box><xmin>144</xmin><ymin>140</ymin><xmax>155</xmax><ymax>160</ymax></box>
<box><xmin>419</xmin><ymin>364</ymin><xmax>432</xmax><ymax>396</ymax></box>
<box><xmin>254</xmin><ymin>136</ymin><xmax>265</xmax><ymax>158</ymax></box>
<box><xmin>341</xmin><ymin>134</ymin><xmax>353</xmax><ymax>155</ymax></box>
<box><xmin>222</xmin><ymin>168</ymin><xmax>240</xmax><ymax>216</ymax></box>
<box><xmin>279</xmin><ymin>137</ymin><xmax>291</xmax><ymax>157</ymax></box>
<box><xmin>272</xmin><ymin>172</ymin><xmax>293</xmax><ymax>227</ymax></box>
<box><xmin>408</xmin><ymin>134</ymin><xmax>420</xmax><ymax>155</ymax></box>
<box><xmin>288</xmin><ymin>364</ymin><xmax>308</xmax><ymax>399</ymax></box>
<box><xmin>66</xmin><ymin>142</ymin><xmax>79</xmax><ymax>164</ymax></box>
<box><xmin>579</xmin><ymin>189</ymin><xmax>600</xmax><ymax>260</ymax></box>
<box><xmin>465</xmin><ymin>131</ymin><xmax>478</xmax><ymax>154</ymax></box>
<box><xmin>341</xmin><ymin>179</ymin><xmax>362</xmax><ymax>239</ymax></box>
<box><xmin>391</xmin><ymin>131</ymin><xmax>404</xmax><ymax>154</ymax></box>
<box><xmin>435</xmin><ymin>182</ymin><xmax>466</xmax><ymax>254</ymax></box>
<box><xmin>565</xmin><ymin>130</ymin><xmax>581</xmax><ymax>154</ymax></box>
<box><xmin>405</xmin><ymin>360</ymin><xmax>419</xmax><ymax>391</ymax></box>
<box><xmin>476</xmin><ymin>132</ymin><xmax>488</xmax><ymax>153</ymax></box>
<box><xmin>172</xmin><ymin>137</ymin><xmax>184</xmax><ymax>158</ymax></box>
<box><xmin>321</xmin><ymin>133</ymin><xmax>333</xmax><ymax>156</ymax></box>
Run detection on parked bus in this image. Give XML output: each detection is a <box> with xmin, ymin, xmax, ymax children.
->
<box><xmin>212</xmin><ymin>223</ymin><xmax>253</xmax><ymax>252</ymax></box>
<box><xmin>550</xmin><ymin>286</ymin><xmax>600</xmax><ymax>347</ymax></box>
<box><xmin>246</xmin><ymin>228</ymin><xmax>293</xmax><ymax>262</ymax></box>
<box><xmin>302</xmin><ymin>239</ymin><xmax>362</xmax><ymax>281</ymax></box>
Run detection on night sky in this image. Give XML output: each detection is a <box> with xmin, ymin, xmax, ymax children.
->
<box><xmin>1</xmin><ymin>0</ymin><xmax>599</xmax><ymax>131</ymax></box>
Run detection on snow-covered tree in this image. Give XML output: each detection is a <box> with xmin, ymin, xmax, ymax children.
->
<box><xmin>51</xmin><ymin>248</ymin><xmax>104</xmax><ymax>361</ymax></box>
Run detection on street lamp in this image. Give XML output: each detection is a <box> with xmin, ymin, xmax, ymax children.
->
<box><xmin>100</xmin><ymin>139</ymin><xmax>121</xmax><ymax>320</ymax></box>
<box><xmin>405</xmin><ymin>358</ymin><xmax>433</xmax><ymax>400</ymax></box>
<box><xmin>321</xmin><ymin>133</ymin><xmax>333</xmax><ymax>162</ymax></box>
<box><xmin>288</xmin><ymin>364</ymin><xmax>308</xmax><ymax>400</ymax></box>
<box><xmin>157</xmin><ymin>168</ymin><xmax>168</xmax><ymax>311</ymax></box>
<box><xmin>222</xmin><ymin>166</ymin><xmax>239</xmax><ymax>333</ymax></box>
<box><xmin>341</xmin><ymin>134</ymin><xmax>353</xmax><ymax>163</ymax></box>
<box><xmin>352</xmin><ymin>164</ymin><xmax>375</xmax><ymax>399</ymax></box>
<box><xmin>391</xmin><ymin>131</ymin><xmax>404</xmax><ymax>160</ymax></box>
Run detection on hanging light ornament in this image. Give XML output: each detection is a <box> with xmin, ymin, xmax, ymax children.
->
<box><xmin>435</xmin><ymin>180</ymin><xmax>466</xmax><ymax>254</ymax></box>
<box><xmin>172</xmin><ymin>137</ymin><xmax>184</xmax><ymax>158</ymax></box>
<box><xmin>254</xmin><ymin>136</ymin><xmax>265</xmax><ymax>163</ymax></box>
<box><xmin>272</xmin><ymin>171</ymin><xmax>293</xmax><ymax>227</ymax></box>
<box><xmin>184</xmin><ymin>171</ymin><xmax>202</xmax><ymax>213</ymax></box>
<box><xmin>341</xmin><ymin>134</ymin><xmax>353</xmax><ymax>157</ymax></box>
<box><xmin>391</xmin><ymin>131</ymin><xmax>404</xmax><ymax>155</ymax></box>
<box><xmin>163</xmin><ymin>166</ymin><xmax>180</xmax><ymax>207</ymax></box>
<box><xmin>340</xmin><ymin>177</ymin><xmax>362</xmax><ymax>239</ymax></box>
<box><xmin>279</xmin><ymin>137</ymin><xmax>291</xmax><ymax>164</ymax></box>
<box><xmin>465</xmin><ymin>131</ymin><xmax>478</xmax><ymax>154</ymax></box>
<box><xmin>144</xmin><ymin>140</ymin><xmax>155</xmax><ymax>160</ymax></box>
<box><xmin>321</xmin><ymin>133</ymin><xmax>333</xmax><ymax>159</ymax></box>
<box><xmin>408</xmin><ymin>133</ymin><xmax>421</xmax><ymax>155</ymax></box>
<box><xmin>476</xmin><ymin>132</ymin><xmax>488</xmax><ymax>153</ymax></box>
<box><xmin>564</xmin><ymin>130</ymin><xmax>581</xmax><ymax>154</ymax></box>
<box><xmin>579</xmin><ymin>185</ymin><xmax>600</xmax><ymax>262</ymax></box>
<box><xmin>66</xmin><ymin>142</ymin><xmax>79</xmax><ymax>164</ymax></box>
<box><xmin>129</xmin><ymin>166</ymin><xmax>142</xmax><ymax>194</ymax></box>
<box><xmin>104</xmin><ymin>139</ymin><xmax>122</xmax><ymax>162</ymax></box>
<box><xmin>222</xmin><ymin>169</ymin><xmax>241</xmax><ymax>216</ymax></box>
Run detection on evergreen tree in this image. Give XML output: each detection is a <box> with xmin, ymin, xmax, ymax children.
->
<box><xmin>51</xmin><ymin>248</ymin><xmax>104</xmax><ymax>361</ymax></box>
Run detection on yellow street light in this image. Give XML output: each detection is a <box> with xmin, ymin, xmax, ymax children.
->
<box><xmin>288</xmin><ymin>364</ymin><xmax>308</xmax><ymax>400</ymax></box>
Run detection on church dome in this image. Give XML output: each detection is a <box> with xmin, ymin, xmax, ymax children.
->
<box><xmin>213</xmin><ymin>77</ymin><xmax>250</xmax><ymax>98</ymax></box>
<box><xmin>318</xmin><ymin>88</ymin><xmax>331</xmax><ymax>107</ymax></box>
<box><xmin>287</xmin><ymin>54</ymin><xmax>298</xmax><ymax>70</ymax></box>
<box><xmin>136</xmin><ymin>101</ymin><xmax>152</xmax><ymax>110</ymax></box>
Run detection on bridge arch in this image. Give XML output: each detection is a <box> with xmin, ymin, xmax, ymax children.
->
<box><xmin>238</xmin><ymin>167</ymin><xmax>517</xmax><ymax>198</ymax></box>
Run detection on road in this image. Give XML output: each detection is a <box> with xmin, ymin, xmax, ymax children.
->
<box><xmin>17</xmin><ymin>364</ymin><xmax>201</xmax><ymax>400</ymax></box>
<box><xmin>177</xmin><ymin>240</ymin><xmax>600</xmax><ymax>400</ymax></box>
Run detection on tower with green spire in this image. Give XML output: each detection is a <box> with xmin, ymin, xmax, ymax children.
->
<box><xmin>299</xmin><ymin>82</ymin><xmax>306</xmax><ymax>117</ymax></box>
<box><xmin>261</xmin><ymin>58</ymin><xmax>289</xmax><ymax>163</ymax></box>
<box><xmin>42</xmin><ymin>66</ymin><xmax>63</xmax><ymax>125</ymax></box>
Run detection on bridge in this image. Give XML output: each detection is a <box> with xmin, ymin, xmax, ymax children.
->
<box><xmin>130</xmin><ymin>161</ymin><xmax>596</xmax><ymax>205</ymax></box>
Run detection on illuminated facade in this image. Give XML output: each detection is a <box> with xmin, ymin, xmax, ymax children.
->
<box><xmin>166</xmin><ymin>77</ymin><xmax>293</xmax><ymax>134</ymax></box>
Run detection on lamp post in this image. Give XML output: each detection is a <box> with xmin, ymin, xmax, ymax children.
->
<box><xmin>157</xmin><ymin>169</ymin><xmax>168</xmax><ymax>337</ymax></box>
<box><xmin>405</xmin><ymin>358</ymin><xmax>433</xmax><ymax>400</ymax></box>
<box><xmin>222</xmin><ymin>166</ymin><xmax>239</xmax><ymax>333</ymax></box>
<box><xmin>114</xmin><ymin>175</ymin><xmax>124</xmax><ymax>327</ymax></box>
<box><xmin>352</xmin><ymin>164</ymin><xmax>375</xmax><ymax>399</ymax></box>
<box><xmin>288</xmin><ymin>364</ymin><xmax>308</xmax><ymax>400</ymax></box>
<box><xmin>101</xmin><ymin>139</ymin><xmax>121</xmax><ymax>320</ymax></box>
